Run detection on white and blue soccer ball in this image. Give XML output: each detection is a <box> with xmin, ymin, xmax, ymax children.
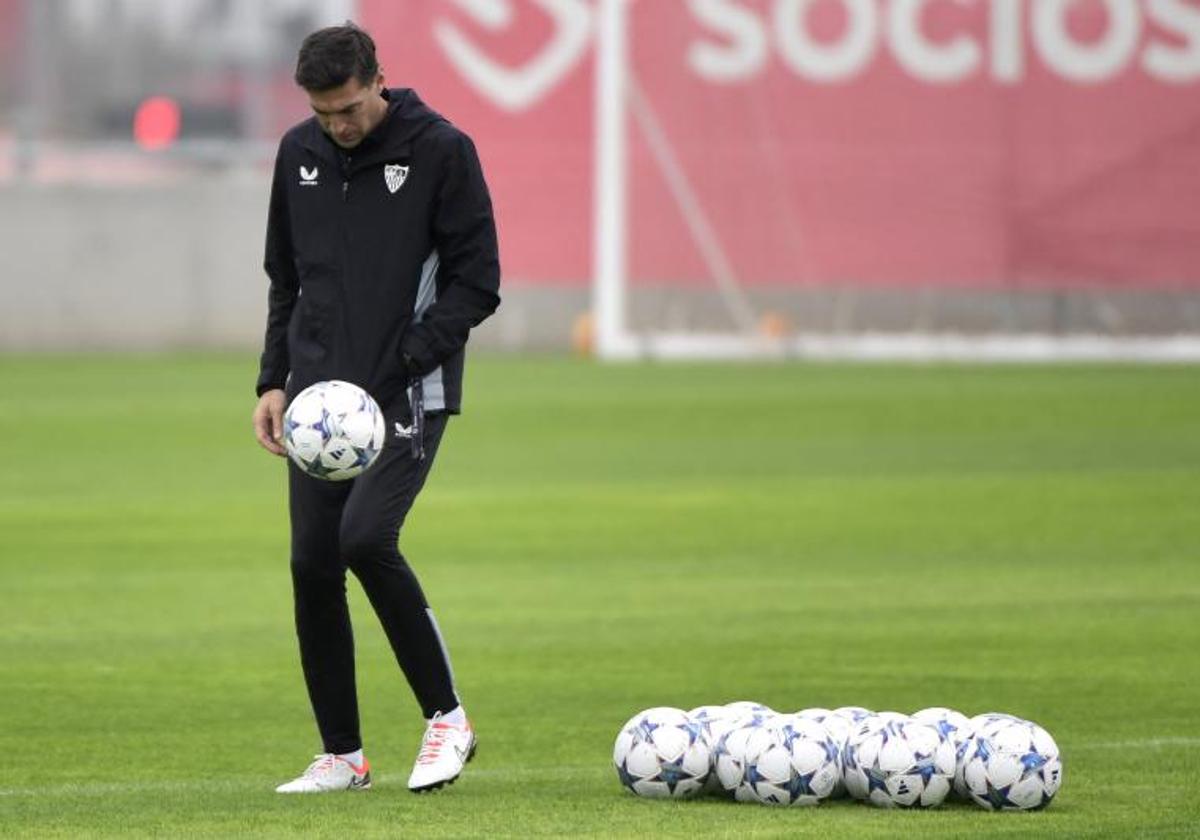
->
<box><xmin>870</xmin><ymin>710</ymin><xmax>911</xmax><ymax>729</ymax></box>
<box><xmin>960</xmin><ymin>718</ymin><xmax>1063</xmax><ymax>811</ymax></box>
<box><xmin>842</xmin><ymin>718</ymin><xmax>956</xmax><ymax>808</ymax></box>
<box><xmin>795</xmin><ymin>707</ymin><xmax>833</xmax><ymax>720</ymax></box>
<box><xmin>687</xmin><ymin>705</ymin><xmax>732</xmax><ymax>740</ymax></box>
<box><xmin>829</xmin><ymin>707</ymin><xmax>874</xmax><ymax>792</ymax></box>
<box><xmin>842</xmin><ymin>714</ymin><xmax>894</xmax><ymax>801</ymax></box>
<box><xmin>712</xmin><ymin>713</ymin><xmax>774</xmax><ymax>801</ymax></box>
<box><xmin>842</xmin><ymin>710</ymin><xmax>912</xmax><ymax>800</ymax></box>
<box><xmin>847</xmin><ymin>710</ymin><xmax>909</xmax><ymax>746</ymax></box>
<box><xmin>284</xmin><ymin>380</ymin><xmax>386</xmax><ymax>481</ymax></box>
<box><xmin>830</xmin><ymin>706</ymin><xmax>875</xmax><ymax>727</ymax></box>
<box><xmin>912</xmin><ymin>707</ymin><xmax>972</xmax><ymax>746</ymax></box>
<box><xmin>911</xmin><ymin>707</ymin><xmax>973</xmax><ymax>799</ymax></box>
<box><xmin>969</xmin><ymin>711</ymin><xmax>1023</xmax><ymax>728</ymax></box>
<box><xmin>954</xmin><ymin>712</ymin><xmax>1026</xmax><ymax>797</ymax></box>
<box><xmin>688</xmin><ymin>705</ymin><xmax>743</xmax><ymax>795</ymax></box>
<box><xmin>743</xmin><ymin>716</ymin><xmax>841</xmax><ymax>806</ymax></box>
<box><xmin>797</xmin><ymin>708</ymin><xmax>853</xmax><ymax>798</ymax></box>
<box><xmin>613</xmin><ymin>707</ymin><xmax>711</xmax><ymax>799</ymax></box>
<box><xmin>723</xmin><ymin>700</ymin><xmax>776</xmax><ymax>722</ymax></box>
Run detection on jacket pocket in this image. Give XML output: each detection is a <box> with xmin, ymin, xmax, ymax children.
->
<box><xmin>289</xmin><ymin>271</ymin><xmax>338</xmax><ymax>365</ymax></box>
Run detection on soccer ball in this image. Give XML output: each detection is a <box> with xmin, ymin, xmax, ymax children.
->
<box><xmin>796</xmin><ymin>708</ymin><xmax>852</xmax><ymax>798</ymax></box>
<box><xmin>613</xmin><ymin>707</ymin><xmax>711</xmax><ymax>798</ymax></box>
<box><xmin>843</xmin><ymin>718</ymin><xmax>956</xmax><ymax>808</ymax></box>
<box><xmin>842</xmin><ymin>710</ymin><xmax>912</xmax><ymax>799</ymax></box>
<box><xmin>830</xmin><ymin>706</ymin><xmax>874</xmax><ymax>726</ymax></box>
<box><xmin>795</xmin><ymin>707</ymin><xmax>832</xmax><ymax>719</ymax></box>
<box><xmin>283</xmin><ymin>381</ymin><xmax>386</xmax><ymax>481</ymax></box>
<box><xmin>964</xmin><ymin>711</ymin><xmax>1024</xmax><ymax>749</ymax></box>
<box><xmin>912</xmin><ymin>707</ymin><xmax>972</xmax><ymax>744</ymax></box>
<box><xmin>704</xmin><ymin>702</ymin><xmax>777</xmax><ymax>799</ymax></box>
<box><xmin>723</xmin><ymin>700</ymin><xmax>776</xmax><ymax>721</ymax></box>
<box><xmin>743</xmin><ymin>716</ymin><xmax>841</xmax><ymax>806</ymax></box>
<box><xmin>954</xmin><ymin>712</ymin><xmax>1025</xmax><ymax>797</ymax></box>
<box><xmin>870</xmin><ymin>710</ymin><xmax>911</xmax><ymax>728</ymax></box>
<box><xmin>961</xmin><ymin>718</ymin><xmax>1063</xmax><ymax>811</ymax></box>
<box><xmin>847</xmin><ymin>710</ymin><xmax>909</xmax><ymax>744</ymax></box>
<box><xmin>911</xmin><ymin>707</ymin><xmax>972</xmax><ymax>799</ymax></box>
<box><xmin>829</xmin><ymin>707</ymin><xmax>874</xmax><ymax>779</ymax></box>
<box><xmin>711</xmin><ymin>715</ymin><xmax>773</xmax><ymax>801</ymax></box>
<box><xmin>688</xmin><ymin>705</ymin><xmax>737</xmax><ymax>744</ymax></box>
<box><xmin>688</xmin><ymin>705</ymin><xmax>742</xmax><ymax>795</ymax></box>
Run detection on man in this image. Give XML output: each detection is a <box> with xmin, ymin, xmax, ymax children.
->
<box><xmin>251</xmin><ymin>23</ymin><xmax>500</xmax><ymax>794</ymax></box>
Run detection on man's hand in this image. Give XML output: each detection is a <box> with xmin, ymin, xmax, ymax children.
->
<box><xmin>253</xmin><ymin>389</ymin><xmax>288</xmax><ymax>457</ymax></box>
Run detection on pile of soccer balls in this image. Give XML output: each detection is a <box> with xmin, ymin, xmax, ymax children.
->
<box><xmin>613</xmin><ymin>703</ymin><xmax>1062</xmax><ymax>810</ymax></box>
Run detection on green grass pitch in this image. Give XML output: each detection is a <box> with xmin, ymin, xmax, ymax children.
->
<box><xmin>1</xmin><ymin>355</ymin><xmax>1198</xmax><ymax>838</ymax></box>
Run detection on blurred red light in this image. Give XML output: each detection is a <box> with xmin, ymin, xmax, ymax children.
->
<box><xmin>133</xmin><ymin>96</ymin><xmax>181</xmax><ymax>151</ymax></box>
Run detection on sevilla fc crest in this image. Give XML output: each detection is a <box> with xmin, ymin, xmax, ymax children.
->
<box><xmin>384</xmin><ymin>164</ymin><xmax>409</xmax><ymax>194</ymax></box>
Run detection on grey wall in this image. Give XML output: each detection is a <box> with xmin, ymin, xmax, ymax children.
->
<box><xmin>0</xmin><ymin>175</ymin><xmax>584</xmax><ymax>352</ymax></box>
<box><xmin>1</xmin><ymin>177</ymin><xmax>271</xmax><ymax>349</ymax></box>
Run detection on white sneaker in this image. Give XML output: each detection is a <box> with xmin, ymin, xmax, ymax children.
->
<box><xmin>275</xmin><ymin>753</ymin><xmax>371</xmax><ymax>793</ymax></box>
<box><xmin>407</xmin><ymin>712</ymin><xmax>477</xmax><ymax>792</ymax></box>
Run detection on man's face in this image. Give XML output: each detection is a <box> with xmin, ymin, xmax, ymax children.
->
<box><xmin>308</xmin><ymin>75</ymin><xmax>386</xmax><ymax>150</ymax></box>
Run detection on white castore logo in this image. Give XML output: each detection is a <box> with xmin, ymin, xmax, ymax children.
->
<box><xmin>434</xmin><ymin>0</ymin><xmax>591</xmax><ymax>112</ymax></box>
<box><xmin>299</xmin><ymin>165</ymin><xmax>319</xmax><ymax>186</ymax></box>
<box><xmin>384</xmin><ymin>164</ymin><xmax>409</xmax><ymax>194</ymax></box>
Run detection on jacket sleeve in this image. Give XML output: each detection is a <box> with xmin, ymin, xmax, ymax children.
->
<box><xmin>401</xmin><ymin>132</ymin><xmax>501</xmax><ymax>376</ymax></box>
<box><xmin>256</xmin><ymin>145</ymin><xmax>299</xmax><ymax>396</ymax></box>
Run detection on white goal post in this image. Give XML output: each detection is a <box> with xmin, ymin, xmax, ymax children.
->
<box><xmin>589</xmin><ymin>0</ymin><xmax>1200</xmax><ymax>363</ymax></box>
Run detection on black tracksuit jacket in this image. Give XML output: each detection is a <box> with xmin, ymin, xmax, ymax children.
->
<box><xmin>256</xmin><ymin>88</ymin><xmax>500</xmax><ymax>414</ymax></box>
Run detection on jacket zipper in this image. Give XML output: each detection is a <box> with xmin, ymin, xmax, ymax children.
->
<box><xmin>342</xmin><ymin>155</ymin><xmax>352</xmax><ymax>203</ymax></box>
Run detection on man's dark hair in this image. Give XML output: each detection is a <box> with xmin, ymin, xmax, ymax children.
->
<box><xmin>294</xmin><ymin>23</ymin><xmax>379</xmax><ymax>91</ymax></box>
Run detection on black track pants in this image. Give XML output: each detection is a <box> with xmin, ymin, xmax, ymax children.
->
<box><xmin>287</xmin><ymin>410</ymin><xmax>458</xmax><ymax>755</ymax></box>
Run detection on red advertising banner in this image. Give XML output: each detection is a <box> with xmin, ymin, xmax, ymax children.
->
<box><xmin>363</xmin><ymin>0</ymin><xmax>1200</xmax><ymax>289</ymax></box>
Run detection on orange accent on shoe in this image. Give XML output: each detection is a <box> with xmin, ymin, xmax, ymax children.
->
<box><xmin>336</xmin><ymin>756</ymin><xmax>370</xmax><ymax>776</ymax></box>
